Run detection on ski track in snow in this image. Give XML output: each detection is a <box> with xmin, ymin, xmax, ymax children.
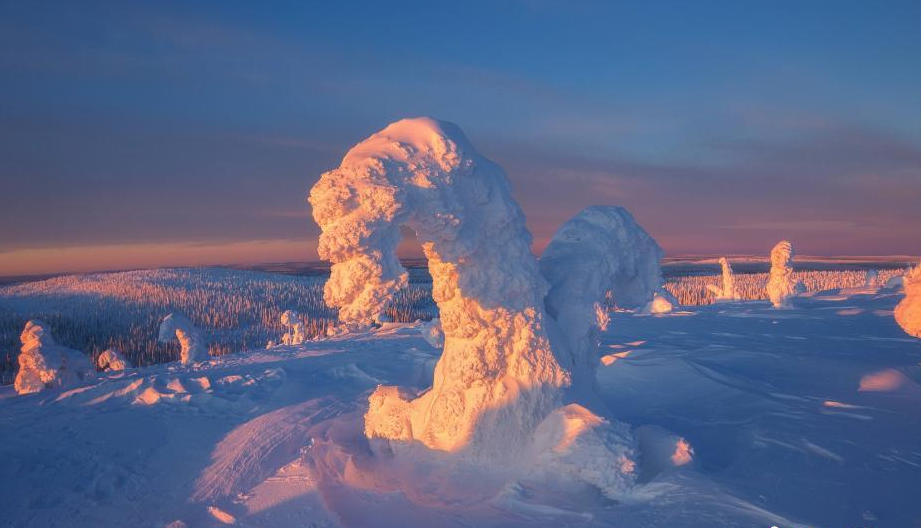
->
<box><xmin>1</xmin><ymin>288</ymin><xmax>920</xmax><ymax>527</ymax></box>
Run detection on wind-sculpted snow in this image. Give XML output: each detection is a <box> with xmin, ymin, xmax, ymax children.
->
<box><xmin>14</xmin><ymin>320</ymin><xmax>93</xmax><ymax>394</ymax></box>
<box><xmin>310</xmin><ymin>117</ymin><xmax>572</xmax><ymax>459</ymax></box>
<box><xmin>96</xmin><ymin>348</ymin><xmax>131</xmax><ymax>371</ymax></box>
<box><xmin>895</xmin><ymin>262</ymin><xmax>921</xmax><ymax>338</ymax></box>
<box><xmin>767</xmin><ymin>240</ymin><xmax>797</xmax><ymax>309</ymax></box>
<box><xmin>540</xmin><ymin>206</ymin><xmax>663</xmax><ymax>398</ymax></box>
<box><xmin>159</xmin><ymin>313</ymin><xmax>209</xmax><ymax>365</ymax></box>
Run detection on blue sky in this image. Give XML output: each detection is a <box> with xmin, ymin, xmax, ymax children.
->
<box><xmin>2</xmin><ymin>0</ymin><xmax>920</xmax><ymax>274</ymax></box>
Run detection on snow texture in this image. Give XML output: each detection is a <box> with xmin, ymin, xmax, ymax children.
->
<box><xmin>865</xmin><ymin>269</ymin><xmax>879</xmax><ymax>287</ymax></box>
<box><xmin>540</xmin><ymin>206</ymin><xmax>664</xmax><ymax>396</ymax></box>
<box><xmin>158</xmin><ymin>313</ymin><xmax>209</xmax><ymax>365</ymax></box>
<box><xmin>419</xmin><ymin>317</ymin><xmax>444</xmax><ymax>348</ymax></box>
<box><xmin>707</xmin><ymin>257</ymin><xmax>741</xmax><ymax>302</ymax></box>
<box><xmin>14</xmin><ymin>320</ymin><xmax>93</xmax><ymax>395</ymax></box>
<box><xmin>309</xmin><ymin>117</ymin><xmax>570</xmax><ymax>458</ymax></box>
<box><xmin>280</xmin><ymin>310</ymin><xmax>307</xmax><ymax>345</ymax></box>
<box><xmin>96</xmin><ymin>348</ymin><xmax>131</xmax><ymax>371</ymax></box>
<box><xmin>642</xmin><ymin>291</ymin><xmax>676</xmax><ymax>314</ymax></box>
<box><xmin>895</xmin><ymin>262</ymin><xmax>921</xmax><ymax>338</ymax></box>
<box><xmin>767</xmin><ymin>240</ymin><xmax>797</xmax><ymax>309</ymax></box>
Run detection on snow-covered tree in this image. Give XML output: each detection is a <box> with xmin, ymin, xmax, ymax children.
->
<box><xmin>309</xmin><ymin>117</ymin><xmax>570</xmax><ymax>457</ymax></box>
<box><xmin>707</xmin><ymin>257</ymin><xmax>741</xmax><ymax>301</ymax></box>
<box><xmin>540</xmin><ymin>206</ymin><xmax>663</xmax><ymax>397</ymax></box>
<box><xmin>280</xmin><ymin>310</ymin><xmax>307</xmax><ymax>345</ymax></box>
<box><xmin>767</xmin><ymin>240</ymin><xmax>797</xmax><ymax>309</ymax></box>
<box><xmin>895</xmin><ymin>262</ymin><xmax>921</xmax><ymax>338</ymax></box>
<box><xmin>864</xmin><ymin>269</ymin><xmax>879</xmax><ymax>287</ymax></box>
<box><xmin>158</xmin><ymin>313</ymin><xmax>208</xmax><ymax>365</ymax></box>
<box><xmin>14</xmin><ymin>320</ymin><xmax>93</xmax><ymax>395</ymax></box>
<box><xmin>96</xmin><ymin>348</ymin><xmax>131</xmax><ymax>371</ymax></box>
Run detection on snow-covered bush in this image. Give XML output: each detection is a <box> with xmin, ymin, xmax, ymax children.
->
<box><xmin>767</xmin><ymin>240</ymin><xmax>797</xmax><ymax>309</ymax></box>
<box><xmin>895</xmin><ymin>262</ymin><xmax>921</xmax><ymax>338</ymax></box>
<box><xmin>706</xmin><ymin>257</ymin><xmax>741</xmax><ymax>302</ymax></box>
<box><xmin>310</xmin><ymin>117</ymin><xmax>570</xmax><ymax>458</ymax></box>
<box><xmin>643</xmin><ymin>291</ymin><xmax>676</xmax><ymax>314</ymax></box>
<box><xmin>540</xmin><ymin>206</ymin><xmax>663</xmax><ymax>394</ymax></box>
<box><xmin>96</xmin><ymin>348</ymin><xmax>131</xmax><ymax>371</ymax></box>
<box><xmin>14</xmin><ymin>320</ymin><xmax>93</xmax><ymax>395</ymax></box>
<box><xmin>158</xmin><ymin>313</ymin><xmax>208</xmax><ymax>365</ymax></box>
<box><xmin>279</xmin><ymin>310</ymin><xmax>307</xmax><ymax>345</ymax></box>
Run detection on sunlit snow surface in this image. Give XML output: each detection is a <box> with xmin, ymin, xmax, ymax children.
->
<box><xmin>2</xmin><ymin>287</ymin><xmax>920</xmax><ymax>527</ymax></box>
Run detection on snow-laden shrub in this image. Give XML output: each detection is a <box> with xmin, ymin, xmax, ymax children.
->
<box><xmin>14</xmin><ymin>320</ymin><xmax>93</xmax><ymax>395</ymax></box>
<box><xmin>540</xmin><ymin>206</ymin><xmax>663</xmax><ymax>396</ymax></box>
<box><xmin>96</xmin><ymin>348</ymin><xmax>131</xmax><ymax>371</ymax></box>
<box><xmin>706</xmin><ymin>257</ymin><xmax>741</xmax><ymax>302</ymax></box>
<box><xmin>158</xmin><ymin>313</ymin><xmax>208</xmax><ymax>365</ymax></box>
<box><xmin>895</xmin><ymin>262</ymin><xmax>921</xmax><ymax>338</ymax></box>
<box><xmin>279</xmin><ymin>310</ymin><xmax>307</xmax><ymax>345</ymax></box>
<box><xmin>767</xmin><ymin>240</ymin><xmax>797</xmax><ymax>309</ymax></box>
<box><xmin>310</xmin><ymin>117</ymin><xmax>570</xmax><ymax>457</ymax></box>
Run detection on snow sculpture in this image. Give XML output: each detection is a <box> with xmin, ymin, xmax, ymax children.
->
<box><xmin>309</xmin><ymin>117</ymin><xmax>571</xmax><ymax>456</ymax></box>
<box><xmin>707</xmin><ymin>257</ymin><xmax>741</xmax><ymax>301</ymax></box>
<box><xmin>96</xmin><ymin>348</ymin><xmax>131</xmax><ymax>371</ymax></box>
<box><xmin>895</xmin><ymin>262</ymin><xmax>921</xmax><ymax>338</ymax></box>
<box><xmin>158</xmin><ymin>313</ymin><xmax>208</xmax><ymax>365</ymax></box>
<box><xmin>540</xmin><ymin>206</ymin><xmax>663</xmax><ymax>394</ymax></box>
<box><xmin>280</xmin><ymin>310</ymin><xmax>307</xmax><ymax>345</ymax></box>
<box><xmin>14</xmin><ymin>320</ymin><xmax>94</xmax><ymax>395</ymax></box>
<box><xmin>767</xmin><ymin>240</ymin><xmax>797</xmax><ymax>309</ymax></box>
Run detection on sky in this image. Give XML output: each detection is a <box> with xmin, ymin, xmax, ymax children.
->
<box><xmin>1</xmin><ymin>0</ymin><xmax>920</xmax><ymax>276</ymax></box>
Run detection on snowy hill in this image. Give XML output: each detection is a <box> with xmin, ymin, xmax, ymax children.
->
<box><xmin>2</xmin><ymin>285</ymin><xmax>919</xmax><ymax>528</ymax></box>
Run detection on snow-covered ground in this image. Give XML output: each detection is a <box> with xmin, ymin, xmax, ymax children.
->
<box><xmin>2</xmin><ymin>284</ymin><xmax>919</xmax><ymax>528</ymax></box>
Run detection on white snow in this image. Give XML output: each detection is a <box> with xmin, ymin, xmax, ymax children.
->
<box><xmin>310</xmin><ymin>117</ymin><xmax>571</xmax><ymax>460</ymax></box>
<box><xmin>96</xmin><ymin>348</ymin><xmax>131</xmax><ymax>371</ymax></box>
<box><xmin>706</xmin><ymin>257</ymin><xmax>741</xmax><ymax>302</ymax></box>
<box><xmin>14</xmin><ymin>320</ymin><xmax>94</xmax><ymax>395</ymax></box>
<box><xmin>540</xmin><ymin>206</ymin><xmax>664</xmax><ymax>400</ymax></box>
<box><xmin>279</xmin><ymin>310</ymin><xmax>307</xmax><ymax>345</ymax></box>
<box><xmin>767</xmin><ymin>240</ymin><xmax>797</xmax><ymax>309</ymax></box>
<box><xmin>158</xmin><ymin>312</ymin><xmax>209</xmax><ymax>365</ymax></box>
<box><xmin>895</xmin><ymin>262</ymin><xmax>921</xmax><ymax>338</ymax></box>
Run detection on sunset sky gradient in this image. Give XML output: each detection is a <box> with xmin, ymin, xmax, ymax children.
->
<box><xmin>2</xmin><ymin>1</ymin><xmax>920</xmax><ymax>275</ymax></box>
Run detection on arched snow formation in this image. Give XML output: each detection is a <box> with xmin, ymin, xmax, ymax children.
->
<box><xmin>96</xmin><ymin>348</ymin><xmax>131</xmax><ymax>371</ymax></box>
<box><xmin>540</xmin><ymin>206</ymin><xmax>663</xmax><ymax>398</ymax></box>
<box><xmin>158</xmin><ymin>313</ymin><xmax>208</xmax><ymax>365</ymax></box>
<box><xmin>15</xmin><ymin>320</ymin><xmax>94</xmax><ymax>395</ymax></box>
<box><xmin>309</xmin><ymin>117</ymin><xmax>570</xmax><ymax>456</ymax></box>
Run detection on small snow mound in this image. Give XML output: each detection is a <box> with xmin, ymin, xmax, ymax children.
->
<box><xmin>96</xmin><ymin>348</ymin><xmax>131</xmax><ymax>371</ymax></box>
<box><xmin>14</xmin><ymin>320</ymin><xmax>94</xmax><ymax>395</ymax></box>
<box><xmin>158</xmin><ymin>313</ymin><xmax>208</xmax><ymax>365</ymax></box>
<box><xmin>643</xmin><ymin>290</ymin><xmax>677</xmax><ymax>314</ymax></box>
<box><xmin>894</xmin><ymin>262</ymin><xmax>921</xmax><ymax>338</ymax></box>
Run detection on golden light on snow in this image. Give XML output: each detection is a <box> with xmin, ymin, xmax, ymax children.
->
<box><xmin>858</xmin><ymin>369</ymin><xmax>907</xmax><ymax>392</ymax></box>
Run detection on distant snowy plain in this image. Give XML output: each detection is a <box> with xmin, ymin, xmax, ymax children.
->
<box><xmin>1</xmin><ymin>274</ymin><xmax>919</xmax><ymax>527</ymax></box>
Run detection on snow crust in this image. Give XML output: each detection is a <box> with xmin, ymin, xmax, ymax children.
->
<box><xmin>540</xmin><ymin>206</ymin><xmax>664</xmax><ymax>397</ymax></box>
<box><xmin>14</xmin><ymin>320</ymin><xmax>93</xmax><ymax>395</ymax></box>
<box><xmin>158</xmin><ymin>313</ymin><xmax>208</xmax><ymax>365</ymax></box>
<box><xmin>895</xmin><ymin>262</ymin><xmax>921</xmax><ymax>338</ymax></box>
<box><xmin>767</xmin><ymin>240</ymin><xmax>797</xmax><ymax>309</ymax></box>
<box><xmin>96</xmin><ymin>348</ymin><xmax>131</xmax><ymax>371</ymax></box>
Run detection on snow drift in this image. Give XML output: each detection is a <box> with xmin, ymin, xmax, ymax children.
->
<box><xmin>14</xmin><ymin>320</ymin><xmax>93</xmax><ymax>395</ymax></box>
<box><xmin>767</xmin><ymin>240</ymin><xmax>797</xmax><ymax>309</ymax></box>
<box><xmin>540</xmin><ymin>205</ymin><xmax>663</xmax><ymax>396</ymax></box>
<box><xmin>895</xmin><ymin>262</ymin><xmax>921</xmax><ymax>338</ymax></box>
<box><xmin>158</xmin><ymin>313</ymin><xmax>208</xmax><ymax>365</ymax></box>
